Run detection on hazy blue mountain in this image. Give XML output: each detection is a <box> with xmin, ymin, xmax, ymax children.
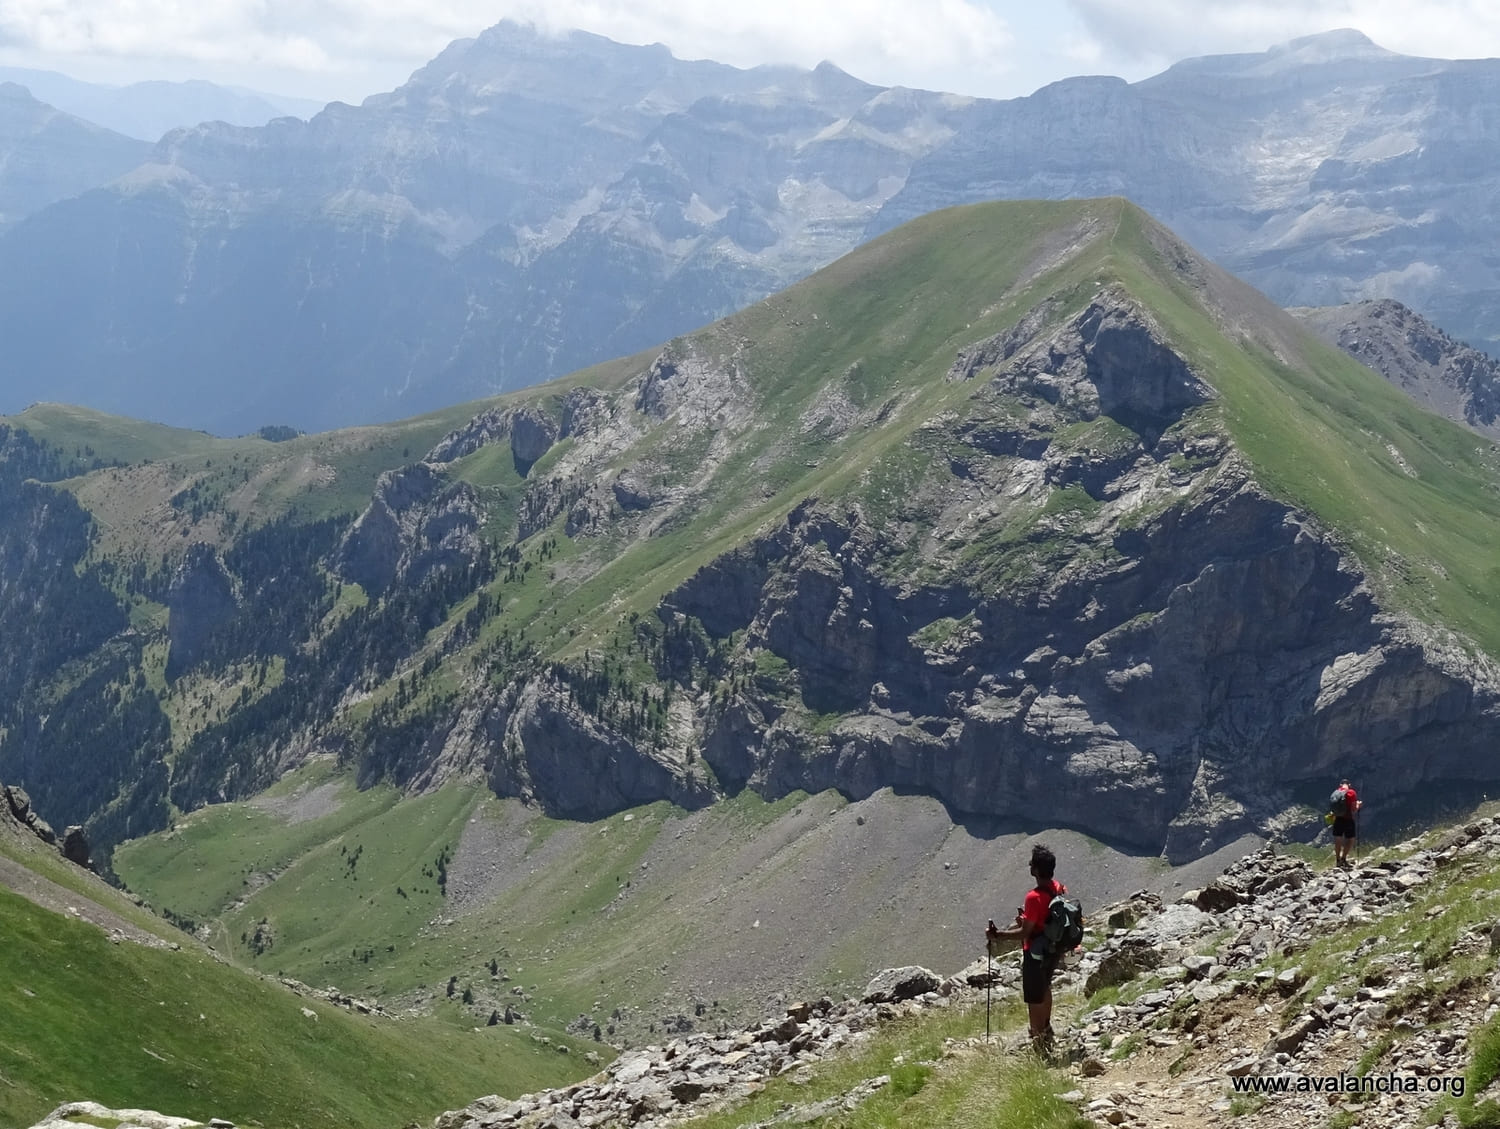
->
<box><xmin>0</xmin><ymin>83</ymin><xmax>149</xmax><ymax>226</ymax></box>
<box><xmin>0</xmin><ymin>66</ymin><xmax>326</xmax><ymax>140</ymax></box>
<box><xmin>0</xmin><ymin>23</ymin><xmax>966</xmax><ymax>433</ymax></box>
<box><xmin>1</xmin><ymin>24</ymin><xmax>1498</xmax><ymax>433</ymax></box>
<box><xmin>874</xmin><ymin>30</ymin><xmax>1500</xmax><ymax>354</ymax></box>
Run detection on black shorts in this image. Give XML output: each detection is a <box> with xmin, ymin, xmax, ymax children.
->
<box><xmin>1021</xmin><ymin>953</ymin><xmax>1057</xmax><ymax>1004</ymax></box>
<box><xmin>1332</xmin><ymin>816</ymin><xmax>1356</xmax><ymax>839</ymax></box>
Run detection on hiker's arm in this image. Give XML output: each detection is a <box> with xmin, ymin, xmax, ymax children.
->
<box><xmin>986</xmin><ymin>916</ymin><xmax>1029</xmax><ymax>943</ymax></box>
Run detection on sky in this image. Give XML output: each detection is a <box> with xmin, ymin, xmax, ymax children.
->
<box><xmin>0</xmin><ymin>0</ymin><xmax>1497</xmax><ymax>104</ymax></box>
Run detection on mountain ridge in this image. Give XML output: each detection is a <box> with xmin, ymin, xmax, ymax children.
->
<box><xmin>0</xmin><ymin>66</ymin><xmax>325</xmax><ymax>140</ymax></box>
<box><xmin>0</xmin><ymin>82</ymin><xmax>149</xmax><ymax>225</ymax></box>
<box><xmin>1293</xmin><ymin>298</ymin><xmax>1500</xmax><ymax>441</ymax></box>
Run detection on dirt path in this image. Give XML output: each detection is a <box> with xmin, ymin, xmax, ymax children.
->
<box><xmin>0</xmin><ymin>853</ymin><xmax>172</xmax><ymax>949</ymax></box>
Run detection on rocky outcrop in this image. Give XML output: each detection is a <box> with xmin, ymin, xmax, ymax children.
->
<box><xmin>509</xmin><ymin>407</ymin><xmax>558</xmax><ymax>470</ymax></box>
<box><xmin>1002</xmin><ymin>297</ymin><xmax>1210</xmax><ymax>421</ymax></box>
<box><xmin>5</xmin><ymin>783</ymin><xmax>55</xmax><ymax>844</ymax></box>
<box><xmin>2</xmin><ymin>782</ymin><xmax>93</xmax><ymax>870</ymax></box>
<box><xmin>426</xmin><ymin>408</ymin><xmax>511</xmax><ymax>464</ymax></box>
<box><xmin>1294</xmin><ymin>298</ymin><xmax>1500</xmax><ymax>440</ymax></box>
<box><xmin>482</xmin><ymin>677</ymin><xmax>713</xmax><ymax>820</ymax></box>
<box><xmin>433</xmin><ymin>981</ymin><xmax>954</xmax><ymax>1129</ymax></box>
<box><xmin>165</xmin><ymin>544</ymin><xmax>238</xmax><ymax>681</ymax></box>
<box><xmin>61</xmin><ymin>824</ymin><xmax>91</xmax><ymax>868</ymax></box>
<box><xmin>25</xmin><ymin>1103</ymin><xmax>229</xmax><ymax>1129</ymax></box>
<box><xmin>426</xmin><ymin>403</ymin><xmax>561</xmax><ymax>474</ymax></box>
<box><xmin>635</xmin><ymin>347</ymin><xmax>751</xmax><ymax>429</ymax></box>
<box><xmin>334</xmin><ymin>463</ymin><xmax>484</xmax><ymax>596</ymax></box>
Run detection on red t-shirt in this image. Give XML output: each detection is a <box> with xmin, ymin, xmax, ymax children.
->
<box><xmin>1022</xmin><ymin>879</ymin><xmax>1064</xmax><ymax>955</ymax></box>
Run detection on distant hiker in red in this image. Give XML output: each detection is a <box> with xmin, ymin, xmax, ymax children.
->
<box><xmin>1331</xmin><ymin>779</ymin><xmax>1361</xmax><ymax>867</ymax></box>
<box><xmin>987</xmin><ymin>844</ymin><xmax>1068</xmax><ymax>1050</ymax></box>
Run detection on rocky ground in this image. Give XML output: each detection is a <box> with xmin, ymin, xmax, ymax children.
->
<box><xmin>1055</xmin><ymin>824</ymin><xmax>1500</xmax><ymax>1129</ymax></box>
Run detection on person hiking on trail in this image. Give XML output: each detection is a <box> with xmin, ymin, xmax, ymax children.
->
<box><xmin>1332</xmin><ymin>779</ymin><xmax>1361</xmax><ymax>867</ymax></box>
<box><xmin>986</xmin><ymin>844</ymin><xmax>1070</xmax><ymax>1049</ymax></box>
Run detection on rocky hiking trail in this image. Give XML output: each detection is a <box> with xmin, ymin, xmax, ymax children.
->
<box><xmin>1055</xmin><ymin>823</ymin><xmax>1500</xmax><ymax>1129</ymax></box>
<box><xmin>30</xmin><ymin>820</ymin><xmax>1500</xmax><ymax>1129</ymax></box>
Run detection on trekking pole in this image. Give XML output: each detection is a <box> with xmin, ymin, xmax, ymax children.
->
<box><xmin>984</xmin><ymin>925</ymin><xmax>994</xmax><ymax>1043</ymax></box>
<box><xmin>1354</xmin><ymin>784</ymin><xmax>1359</xmax><ymax>867</ymax></box>
<box><xmin>986</xmin><ymin>948</ymin><xmax>992</xmax><ymax>1042</ymax></box>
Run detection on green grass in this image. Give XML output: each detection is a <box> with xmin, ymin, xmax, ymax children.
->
<box><xmin>115</xmin><ymin>766</ymin><xmax>405</xmax><ymax>926</ymax></box>
<box><xmin>672</xmin><ymin>999</ymin><xmax>1088</xmax><ymax>1129</ymax></box>
<box><xmin>116</xmin><ymin>781</ymin><xmax>871</xmax><ymax>1043</ymax></box>
<box><xmin>0</xmin><ymin>883</ymin><xmax>589</xmax><ymax>1129</ymax></box>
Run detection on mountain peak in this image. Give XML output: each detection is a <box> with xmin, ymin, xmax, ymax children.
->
<box><xmin>0</xmin><ymin>81</ymin><xmax>40</xmax><ymax>104</ymax></box>
<box><xmin>1275</xmin><ymin>27</ymin><xmax>1394</xmax><ymax>61</ymax></box>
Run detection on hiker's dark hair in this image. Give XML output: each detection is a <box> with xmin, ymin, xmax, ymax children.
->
<box><xmin>1340</xmin><ymin>778</ymin><xmax>1350</xmax><ymax>787</ymax></box>
<box><xmin>1030</xmin><ymin>844</ymin><xmax>1056</xmax><ymax>880</ymax></box>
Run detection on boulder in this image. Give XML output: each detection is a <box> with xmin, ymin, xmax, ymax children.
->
<box><xmin>861</xmin><ymin>966</ymin><xmax>942</xmax><ymax>1004</ymax></box>
<box><xmin>61</xmin><ymin>825</ymin><xmax>91</xmax><ymax>869</ymax></box>
<box><xmin>1085</xmin><ymin>938</ymin><xmax>1163</xmax><ymax>995</ymax></box>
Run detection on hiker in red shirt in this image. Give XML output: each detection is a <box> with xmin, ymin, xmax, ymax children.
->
<box><xmin>986</xmin><ymin>844</ymin><xmax>1066</xmax><ymax>1048</ymax></box>
<box><xmin>1332</xmin><ymin>779</ymin><xmax>1361</xmax><ymax>867</ymax></box>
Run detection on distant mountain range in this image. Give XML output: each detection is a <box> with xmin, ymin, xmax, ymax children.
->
<box><xmin>1</xmin><ymin>24</ymin><xmax>1499</xmax><ymax>434</ymax></box>
<box><xmin>0</xmin><ymin>83</ymin><xmax>148</xmax><ymax>225</ymax></box>
<box><xmin>0</xmin><ymin>67</ymin><xmax>326</xmax><ymax>141</ymax></box>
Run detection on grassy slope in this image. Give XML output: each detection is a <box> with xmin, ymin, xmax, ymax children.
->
<box><xmin>114</xmin><ymin>762</ymin><xmax>1250</xmax><ymax>1056</ymax></box>
<box><xmin>0</xmin><ymin>870</ymin><xmax>589</xmax><ymax>1129</ymax></box>
<box><xmin>116</xmin><ymin>765</ymin><xmax>807</xmax><ymax>1027</ymax></box>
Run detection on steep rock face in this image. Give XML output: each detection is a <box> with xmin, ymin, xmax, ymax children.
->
<box><xmin>165</xmin><ymin>543</ymin><xmax>238</xmax><ymax>680</ymax></box>
<box><xmin>429</xmin><ymin>678</ymin><xmax>712</xmax><ymax>819</ymax></box>
<box><xmin>509</xmin><ymin>406</ymin><xmax>558</xmax><ymax>469</ymax></box>
<box><xmin>1293</xmin><ymin>298</ymin><xmax>1500</xmax><ymax>440</ymax></box>
<box><xmin>490</xmin><ymin>678</ymin><xmax>712</xmax><ymax>819</ymax></box>
<box><xmin>335</xmin><ymin>463</ymin><xmax>484</xmax><ymax>595</ymax></box>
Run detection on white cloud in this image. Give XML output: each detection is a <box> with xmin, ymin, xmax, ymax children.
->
<box><xmin>1069</xmin><ymin>0</ymin><xmax>1500</xmax><ymax>68</ymax></box>
<box><xmin>6</xmin><ymin>0</ymin><xmax>1496</xmax><ymax>106</ymax></box>
<box><xmin>0</xmin><ymin>0</ymin><xmax>1018</xmax><ymax>100</ymax></box>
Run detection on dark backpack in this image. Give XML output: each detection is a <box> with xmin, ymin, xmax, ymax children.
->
<box><xmin>1329</xmin><ymin>787</ymin><xmax>1350</xmax><ymax>817</ymax></box>
<box><xmin>1035</xmin><ymin>890</ymin><xmax>1085</xmax><ymax>960</ymax></box>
